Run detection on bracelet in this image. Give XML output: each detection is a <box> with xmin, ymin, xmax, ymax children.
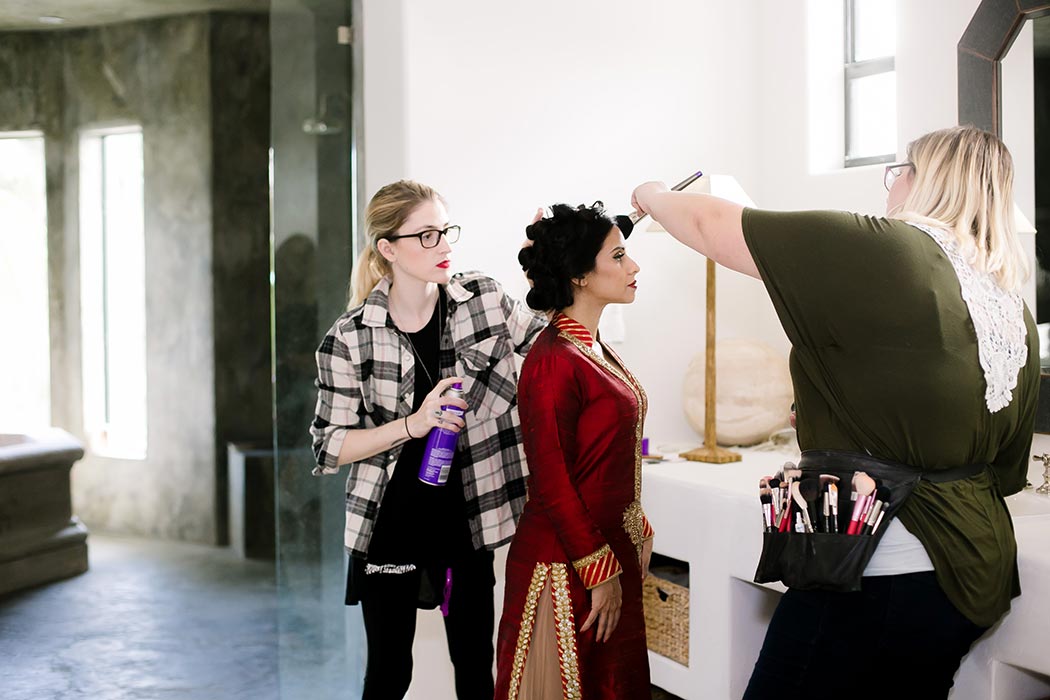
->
<box><xmin>404</xmin><ymin>415</ymin><xmax>417</xmax><ymax>439</ymax></box>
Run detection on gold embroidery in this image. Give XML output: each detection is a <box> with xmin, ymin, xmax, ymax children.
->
<box><xmin>571</xmin><ymin>543</ymin><xmax>612</xmax><ymax>572</ymax></box>
<box><xmin>622</xmin><ymin>500</ymin><xmax>646</xmax><ymax>549</ymax></box>
<box><xmin>558</xmin><ymin>330</ymin><xmax>649</xmax><ymax>554</ymax></box>
<box><xmin>507</xmin><ymin>563</ymin><xmax>549</xmax><ymax>700</ymax></box>
<box><xmin>550</xmin><ymin>563</ymin><xmax>582</xmax><ymax>700</ymax></box>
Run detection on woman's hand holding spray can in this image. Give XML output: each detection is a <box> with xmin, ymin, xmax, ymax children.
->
<box><xmin>418</xmin><ymin>381</ymin><xmax>468</xmax><ymax>486</ymax></box>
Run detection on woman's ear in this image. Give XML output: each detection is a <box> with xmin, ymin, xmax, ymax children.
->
<box><xmin>376</xmin><ymin>238</ymin><xmax>396</xmax><ymax>263</ymax></box>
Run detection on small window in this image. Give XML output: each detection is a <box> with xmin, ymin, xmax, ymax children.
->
<box><xmin>0</xmin><ymin>132</ymin><xmax>51</xmax><ymax>431</ymax></box>
<box><xmin>844</xmin><ymin>0</ymin><xmax>897</xmax><ymax>167</ymax></box>
<box><xmin>79</xmin><ymin>126</ymin><xmax>147</xmax><ymax>459</ymax></box>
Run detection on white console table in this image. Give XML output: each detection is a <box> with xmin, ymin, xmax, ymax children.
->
<box><xmin>641</xmin><ymin>446</ymin><xmax>1050</xmax><ymax>700</ymax></box>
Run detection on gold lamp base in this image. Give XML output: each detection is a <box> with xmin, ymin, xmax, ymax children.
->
<box><xmin>681</xmin><ymin>443</ymin><xmax>742</xmax><ymax>464</ymax></box>
<box><xmin>680</xmin><ymin>257</ymin><xmax>742</xmax><ymax>466</ymax></box>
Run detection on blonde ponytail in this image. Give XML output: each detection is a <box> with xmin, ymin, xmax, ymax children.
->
<box><xmin>348</xmin><ymin>180</ymin><xmax>444</xmax><ymax>309</ymax></box>
<box><xmin>349</xmin><ymin>245</ymin><xmax>390</xmax><ymax>309</ymax></box>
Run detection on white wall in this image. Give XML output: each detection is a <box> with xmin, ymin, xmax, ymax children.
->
<box><xmin>365</xmin><ymin>0</ymin><xmax>1040</xmax><ymax>445</ymax></box>
<box><xmin>365</xmin><ymin>0</ymin><xmax>777</xmax><ymax>450</ymax></box>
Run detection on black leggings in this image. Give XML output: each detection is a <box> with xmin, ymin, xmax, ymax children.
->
<box><xmin>359</xmin><ymin>550</ymin><xmax>495</xmax><ymax>700</ymax></box>
<box><xmin>743</xmin><ymin>572</ymin><xmax>988</xmax><ymax>700</ymax></box>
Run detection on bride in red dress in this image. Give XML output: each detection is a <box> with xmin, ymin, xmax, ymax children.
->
<box><xmin>495</xmin><ymin>202</ymin><xmax>655</xmax><ymax>699</ymax></box>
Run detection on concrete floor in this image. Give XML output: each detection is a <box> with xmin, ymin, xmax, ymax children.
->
<box><xmin>0</xmin><ymin>535</ymin><xmax>681</xmax><ymax>700</ymax></box>
<box><xmin>0</xmin><ymin>535</ymin><xmax>278</xmax><ymax>700</ymax></box>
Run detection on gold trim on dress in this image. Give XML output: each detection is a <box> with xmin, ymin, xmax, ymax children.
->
<box><xmin>558</xmin><ymin>329</ymin><xmax>650</xmax><ymax>555</ymax></box>
<box><xmin>551</xmin><ymin>563</ymin><xmax>583</xmax><ymax>700</ymax></box>
<box><xmin>572</xmin><ymin>543</ymin><xmax>612</xmax><ymax>571</ymax></box>
<box><xmin>507</xmin><ymin>563</ymin><xmax>550</xmax><ymax>700</ymax></box>
<box><xmin>622</xmin><ymin>499</ymin><xmax>646</xmax><ymax>549</ymax></box>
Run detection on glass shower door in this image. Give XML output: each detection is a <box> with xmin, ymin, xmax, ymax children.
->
<box><xmin>270</xmin><ymin>1</ymin><xmax>363</xmax><ymax>697</ymax></box>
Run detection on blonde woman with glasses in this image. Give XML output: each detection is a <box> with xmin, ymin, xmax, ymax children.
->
<box><xmin>631</xmin><ymin>126</ymin><xmax>1038</xmax><ymax>700</ymax></box>
<box><xmin>311</xmin><ymin>180</ymin><xmax>546</xmax><ymax>699</ymax></box>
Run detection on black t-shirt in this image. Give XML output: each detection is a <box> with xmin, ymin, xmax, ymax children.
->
<box><xmin>364</xmin><ymin>288</ymin><xmax>472</xmax><ymax>566</ymax></box>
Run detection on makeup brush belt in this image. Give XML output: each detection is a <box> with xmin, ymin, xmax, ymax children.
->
<box><xmin>753</xmin><ymin>450</ymin><xmax>988</xmax><ymax>593</ymax></box>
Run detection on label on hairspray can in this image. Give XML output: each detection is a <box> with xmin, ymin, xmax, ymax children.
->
<box><xmin>418</xmin><ymin>383</ymin><xmax>465</xmax><ymax>486</ymax></box>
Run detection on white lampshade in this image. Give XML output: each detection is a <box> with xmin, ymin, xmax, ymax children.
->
<box><xmin>647</xmin><ymin>174</ymin><xmax>756</xmax><ymax>232</ymax></box>
<box><xmin>1014</xmin><ymin>202</ymin><xmax>1036</xmax><ymax>235</ymax></box>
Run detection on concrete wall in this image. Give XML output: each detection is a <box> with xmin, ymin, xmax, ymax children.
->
<box><xmin>209</xmin><ymin>13</ymin><xmax>272</xmax><ymax>544</ymax></box>
<box><xmin>0</xmin><ymin>32</ymin><xmax>68</xmax><ymax>437</ymax></box>
<box><xmin>0</xmin><ymin>13</ymin><xmax>270</xmax><ymax>544</ymax></box>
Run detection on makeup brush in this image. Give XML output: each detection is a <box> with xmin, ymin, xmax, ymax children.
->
<box><xmin>847</xmin><ymin>473</ymin><xmax>876</xmax><ymax>535</ymax></box>
<box><xmin>771</xmin><ymin>473</ymin><xmax>792</xmax><ymax>532</ymax></box>
<box><xmin>767</xmin><ymin>478</ymin><xmax>782</xmax><ymax>521</ymax></box>
<box><xmin>759</xmin><ymin>478</ymin><xmax>773</xmax><ymax>532</ymax></box>
<box><xmin>777</xmin><ymin>493</ymin><xmax>792</xmax><ymax>532</ymax></box>
<box><xmin>871</xmin><ymin>509</ymin><xmax>886</xmax><ymax>534</ymax></box>
<box><xmin>791</xmin><ymin>480</ymin><xmax>820</xmax><ymax>534</ymax></box>
<box><xmin>860</xmin><ymin>486</ymin><xmax>891</xmax><ymax>536</ymax></box>
<box><xmin>859</xmin><ymin>478</ymin><xmax>881</xmax><ymax>522</ymax></box>
<box><xmin>760</xmin><ymin>488</ymin><xmax>775</xmax><ymax>533</ymax></box>
<box><xmin>828</xmin><ymin>483</ymin><xmax>839</xmax><ymax>533</ymax></box>
<box><xmin>799</xmin><ymin>478</ymin><xmax>822</xmax><ymax>533</ymax></box>
<box><xmin>818</xmin><ymin>474</ymin><xmax>839</xmax><ymax>533</ymax></box>
<box><xmin>778</xmin><ymin>464</ymin><xmax>803</xmax><ymax>532</ymax></box>
<box><xmin>616</xmin><ymin>170</ymin><xmax>705</xmax><ymax>237</ymax></box>
<box><xmin>776</xmin><ymin>481</ymin><xmax>791</xmax><ymax>532</ymax></box>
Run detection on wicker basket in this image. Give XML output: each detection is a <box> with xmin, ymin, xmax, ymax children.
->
<box><xmin>642</xmin><ymin>570</ymin><xmax>690</xmax><ymax>666</ymax></box>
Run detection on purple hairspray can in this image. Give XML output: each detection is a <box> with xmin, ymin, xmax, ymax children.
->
<box><xmin>418</xmin><ymin>382</ymin><xmax>465</xmax><ymax>486</ymax></box>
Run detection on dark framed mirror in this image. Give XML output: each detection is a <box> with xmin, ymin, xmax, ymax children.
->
<box><xmin>959</xmin><ymin>1</ymin><xmax>1050</xmax><ymax>423</ymax></box>
<box><xmin>958</xmin><ymin>0</ymin><xmax>1050</xmax><ymax>134</ymax></box>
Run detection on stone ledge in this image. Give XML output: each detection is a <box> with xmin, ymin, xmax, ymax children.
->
<box><xmin>0</xmin><ymin>522</ymin><xmax>89</xmax><ymax>597</ymax></box>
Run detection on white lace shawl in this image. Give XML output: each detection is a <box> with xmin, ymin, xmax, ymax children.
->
<box><xmin>907</xmin><ymin>222</ymin><xmax>1027</xmax><ymax>413</ymax></box>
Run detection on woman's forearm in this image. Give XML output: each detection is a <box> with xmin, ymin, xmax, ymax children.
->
<box><xmin>635</xmin><ymin>186</ymin><xmax>758</xmax><ymax>279</ymax></box>
<box><xmin>335</xmin><ymin>414</ymin><xmax>421</xmax><ymax>466</ymax></box>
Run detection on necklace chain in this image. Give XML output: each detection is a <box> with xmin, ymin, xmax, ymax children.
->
<box><xmin>393</xmin><ymin>290</ymin><xmax>444</xmax><ymax>390</ymax></box>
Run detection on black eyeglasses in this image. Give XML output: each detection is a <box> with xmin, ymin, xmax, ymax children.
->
<box><xmin>884</xmin><ymin>162</ymin><xmax>914</xmax><ymax>191</ymax></box>
<box><xmin>388</xmin><ymin>225</ymin><xmax>461</xmax><ymax>249</ymax></box>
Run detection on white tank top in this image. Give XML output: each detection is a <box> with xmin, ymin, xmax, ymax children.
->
<box><xmin>862</xmin><ymin>518</ymin><xmax>934</xmax><ymax>576</ymax></box>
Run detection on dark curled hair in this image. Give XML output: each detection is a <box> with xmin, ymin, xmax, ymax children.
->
<box><xmin>518</xmin><ymin>202</ymin><xmax>615</xmax><ymax>311</ymax></box>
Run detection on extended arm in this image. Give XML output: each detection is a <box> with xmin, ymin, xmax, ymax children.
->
<box><xmin>632</xmin><ymin>181</ymin><xmax>760</xmax><ymax>279</ymax></box>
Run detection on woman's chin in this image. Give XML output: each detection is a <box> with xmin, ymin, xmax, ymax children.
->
<box><xmin>424</xmin><ymin>268</ymin><xmax>454</xmax><ymax>284</ymax></box>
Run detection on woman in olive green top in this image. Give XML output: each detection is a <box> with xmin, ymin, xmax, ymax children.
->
<box><xmin>632</xmin><ymin>126</ymin><xmax>1038</xmax><ymax>700</ymax></box>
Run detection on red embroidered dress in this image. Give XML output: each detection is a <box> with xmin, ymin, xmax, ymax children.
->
<box><xmin>495</xmin><ymin>314</ymin><xmax>654</xmax><ymax>699</ymax></box>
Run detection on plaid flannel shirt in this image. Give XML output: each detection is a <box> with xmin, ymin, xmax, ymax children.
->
<box><xmin>311</xmin><ymin>271</ymin><xmax>548</xmax><ymax>557</ymax></box>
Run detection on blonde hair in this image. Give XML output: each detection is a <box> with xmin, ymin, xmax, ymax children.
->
<box><xmin>891</xmin><ymin>126</ymin><xmax>1028</xmax><ymax>292</ymax></box>
<box><xmin>349</xmin><ymin>180</ymin><xmax>444</xmax><ymax>308</ymax></box>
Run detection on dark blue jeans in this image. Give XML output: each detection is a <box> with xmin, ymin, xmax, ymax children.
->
<box><xmin>743</xmin><ymin>572</ymin><xmax>988</xmax><ymax>700</ymax></box>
